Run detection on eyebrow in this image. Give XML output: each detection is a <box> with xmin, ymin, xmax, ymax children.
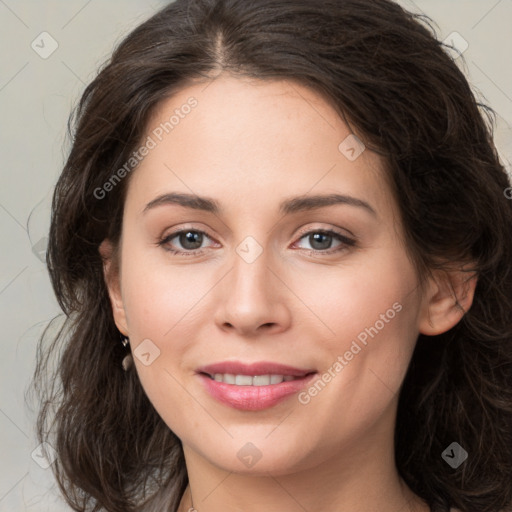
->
<box><xmin>143</xmin><ymin>192</ymin><xmax>377</xmax><ymax>217</ymax></box>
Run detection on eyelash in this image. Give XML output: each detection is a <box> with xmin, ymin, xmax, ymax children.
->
<box><xmin>156</xmin><ymin>227</ymin><xmax>356</xmax><ymax>257</ymax></box>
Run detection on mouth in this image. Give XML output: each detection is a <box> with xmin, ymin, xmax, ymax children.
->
<box><xmin>196</xmin><ymin>360</ymin><xmax>316</xmax><ymax>385</ymax></box>
<box><xmin>199</xmin><ymin>372</ymin><xmax>314</xmax><ymax>386</ymax></box>
<box><xmin>195</xmin><ymin>361</ymin><xmax>318</xmax><ymax>410</ymax></box>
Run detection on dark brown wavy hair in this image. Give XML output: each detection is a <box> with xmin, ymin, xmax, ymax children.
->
<box><xmin>30</xmin><ymin>0</ymin><xmax>512</xmax><ymax>511</ymax></box>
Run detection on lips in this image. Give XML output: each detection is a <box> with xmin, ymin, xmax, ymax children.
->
<box><xmin>195</xmin><ymin>361</ymin><xmax>317</xmax><ymax>411</ymax></box>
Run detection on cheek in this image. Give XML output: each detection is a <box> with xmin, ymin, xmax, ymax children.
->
<box><xmin>118</xmin><ymin>253</ymin><xmax>207</xmax><ymax>423</ymax></box>
<box><xmin>291</xmin><ymin>243</ymin><xmax>417</xmax><ymax>341</ymax></box>
<box><xmin>301</xmin><ymin>250</ymin><xmax>420</xmax><ymax>424</ymax></box>
<box><xmin>120</xmin><ymin>250</ymin><xmax>214</xmax><ymax>340</ymax></box>
<box><xmin>333</xmin><ymin>300</ymin><xmax>417</xmax><ymax>416</ymax></box>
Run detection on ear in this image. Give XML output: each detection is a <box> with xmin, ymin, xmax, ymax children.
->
<box><xmin>418</xmin><ymin>264</ymin><xmax>478</xmax><ymax>336</ymax></box>
<box><xmin>99</xmin><ymin>239</ymin><xmax>129</xmax><ymax>336</ymax></box>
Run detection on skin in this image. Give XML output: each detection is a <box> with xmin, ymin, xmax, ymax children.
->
<box><xmin>101</xmin><ymin>74</ymin><xmax>477</xmax><ymax>512</ymax></box>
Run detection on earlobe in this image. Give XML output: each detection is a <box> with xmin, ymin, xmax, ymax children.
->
<box><xmin>98</xmin><ymin>239</ymin><xmax>129</xmax><ymax>336</ymax></box>
<box><xmin>418</xmin><ymin>266</ymin><xmax>478</xmax><ymax>336</ymax></box>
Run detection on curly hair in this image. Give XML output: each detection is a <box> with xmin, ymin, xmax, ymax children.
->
<box><xmin>31</xmin><ymin>0</ymin><xmax>512</xmax><ymax>511</ymax></box>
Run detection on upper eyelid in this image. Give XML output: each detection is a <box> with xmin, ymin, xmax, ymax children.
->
<box><xmin>295</xmin><ymin>224</ymin><xmax>355</xmax><ymax>240</ymax></box>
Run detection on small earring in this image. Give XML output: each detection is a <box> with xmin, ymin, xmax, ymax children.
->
<box><xmin>121</xmin><ymin>336</ymin><xmax>133</xmax><ymax>371</ymax></box>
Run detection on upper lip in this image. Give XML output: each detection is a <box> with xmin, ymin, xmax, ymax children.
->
<box><xmin>196</xmin><ymin>361</ymin><xmax>317</xmax><ymax>378</ymax></box>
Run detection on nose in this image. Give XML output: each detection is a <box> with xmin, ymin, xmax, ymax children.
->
<box><xmin>214</xmin><ymin>247</ymin><xmax>292</xmax><ymax>337</ymax></box>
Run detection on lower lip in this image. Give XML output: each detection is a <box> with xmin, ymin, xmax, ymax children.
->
<box><xmin>197</xmin><ymin>373</ymin><xmax>317</xmax><ymax>411</ymax></box>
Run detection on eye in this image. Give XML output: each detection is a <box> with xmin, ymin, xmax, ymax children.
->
<box><xmin>157</xmin><ymin>227</ymin><xmax>356</xmax><ymax>256</ymax></box>
<box><xmin>293</xmin><ymin>229</ymin><xmax>356</xmax><ymax>254</ymax></box>
<box><xmin>157</xmin><ymin>229</ymin><xmax>216</xmax><ymax>255</ymax></box>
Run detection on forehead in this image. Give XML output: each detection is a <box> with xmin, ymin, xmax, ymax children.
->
<box><xmin>126</xmin><ymin>75</ymin><xmax>394</xmax><ymax>222</ymax></box>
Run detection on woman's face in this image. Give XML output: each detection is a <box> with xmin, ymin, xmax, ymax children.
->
<box><xmin>106</xmin><ymin>74</ymin><xmax>431</xmax><ymax>475</ymax></box>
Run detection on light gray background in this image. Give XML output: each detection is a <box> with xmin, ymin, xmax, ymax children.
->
<box><xmin>1</xmin><ymin>1</ymin><xmax>511</xmax><ymax>510</ymax></box>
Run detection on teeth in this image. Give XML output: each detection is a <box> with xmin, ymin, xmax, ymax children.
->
<box><xmin>211</xmin><ymin>373</ymin><xmax>298</xmax><ymax>386</ymax></box>
<box><xmin>235</xmin><ymin>375</ymin><xmax>253</xmax><ymax>386</ymax></box>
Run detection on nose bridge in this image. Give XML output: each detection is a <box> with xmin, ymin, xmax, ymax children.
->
<box><xmin>230</xmin><ymin>227</ymin><xmax>274</xmax><ymax>294</ymax></box>
<box><xmin>214</xmin><ymin>236</ymin><xmax>290</xmax><ymax>334</ymax></box>
<box><xmin>230</xmin><ymin>240</ymin><xmax>275</xmax><ymax>308</ymax></box>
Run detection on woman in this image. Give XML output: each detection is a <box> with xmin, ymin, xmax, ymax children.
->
<box><xmin>33</xmin><ymin>0</ymin><xmax>512</xmax><ymax>511</ymax></box>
